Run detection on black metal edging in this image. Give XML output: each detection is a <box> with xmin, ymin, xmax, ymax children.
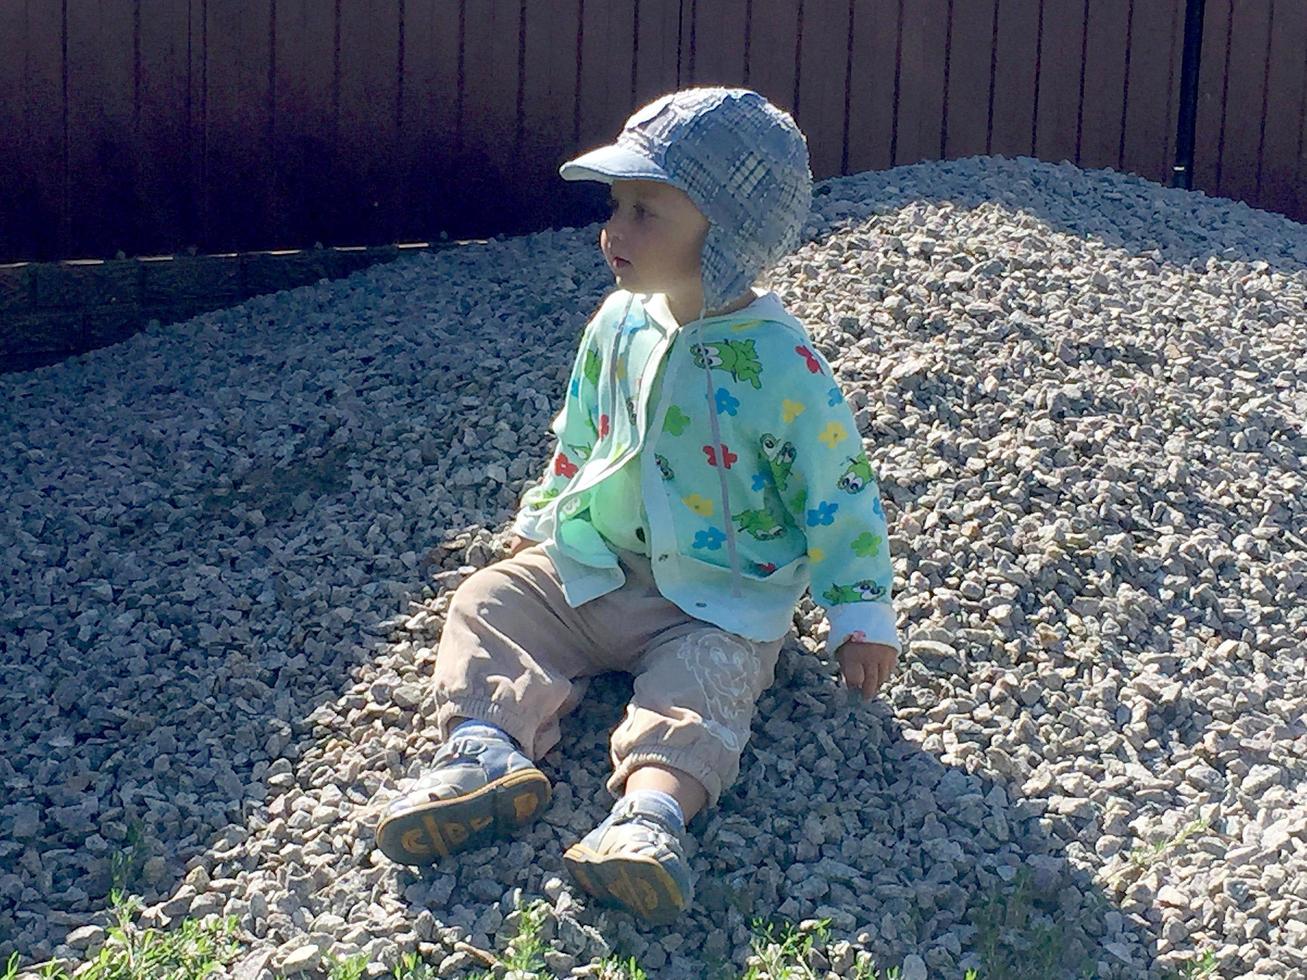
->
<box><xmin>1171</xmin><ymin>0</ymin><xmax>1207</xmax><ymax>189</ymax></box>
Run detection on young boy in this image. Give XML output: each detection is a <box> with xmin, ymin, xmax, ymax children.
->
<box><xmin>375</xmin><ymin>87</ymin><xmax>900</xmax><ymax>925</ymax></box>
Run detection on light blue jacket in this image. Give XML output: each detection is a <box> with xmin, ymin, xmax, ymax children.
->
<box><xmin>513</xmin><ymin>288</ymin><xmax>900</xmax><ymax>654</ymax></box>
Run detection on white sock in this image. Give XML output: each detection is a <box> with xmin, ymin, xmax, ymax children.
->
<box><xmin>451</xmin><ymin>718</ymin><xmax>518</xmax><ymax>750</ymax></box>
<box><xmin>621</xmin><ymin>788</ymin><xmax>685</xmax><ymax>833</ymax></box>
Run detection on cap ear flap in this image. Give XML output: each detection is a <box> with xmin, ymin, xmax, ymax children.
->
<box><xmin>699</xmin><ymin>223</ymin><xmax>757</xmax><ymax>313</ymax></box>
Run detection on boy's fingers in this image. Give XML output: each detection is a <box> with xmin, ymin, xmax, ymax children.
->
<box><xmin>862</xmin><ymin>663</ymin><xmax>880</xmax><ymax>699</ymax></box>
<box><xmin>843</xmin><ymin>659</ymin><xmax>864</xmax><ymax>693</ymax></box>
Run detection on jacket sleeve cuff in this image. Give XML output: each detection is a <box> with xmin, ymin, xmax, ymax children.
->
<box><xmin>511</xmin><ymin>510</ymin><xmax>549</xmax><ymax>542</ymax></box>
<box><xmin>825</xmin><ymin>602</ymin><xmax>900</xmax><ymax>656</ymax></box>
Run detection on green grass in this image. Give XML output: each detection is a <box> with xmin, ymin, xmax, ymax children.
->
<box><xmin>1110</xmin><ymin>816</ymin><xmax>1214</xmax><ymax>884</ymax></box>
<box><xmin>2</xmin><ymin>832</ymin><xmax>1208</xmax><ymax>980</ymax></box>
<box><xmin>388</xmin><ymin>950</ymin><xmax>440</xmax><ymax>980</ymax></box>
<box><xmin>107</xmin><ymin>822</ymin><xmax>150</xmax><ymax>898</ymax></box>
<box><xmin>1</xmin><ymin>892</ymin><xmax>240</xmax><ymax>980</ymax></box>
<box><xmin>968</xmin><ymin>865</ymin><xmax>1095</xmax><ymax>980</ymax></box>
<box><xmin>463</xmin><ymin>898</ymin><xmax>552</xmax><ymax>979</ymax></box>
<box><xmin>1158</xmin><ymin>949</ymin><xmax>1220</xmax><ymax>980</ymax></box>
<box><xmin>323</xmin><ymin>951</ymin><xmax>370</xmax><ymax>980</ymax></box>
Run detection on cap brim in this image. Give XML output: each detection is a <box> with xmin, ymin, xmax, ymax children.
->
<box><xmin>558</xmin><ymin>144</ymin><xmax>670</xmax><ymax>183</ymax></box>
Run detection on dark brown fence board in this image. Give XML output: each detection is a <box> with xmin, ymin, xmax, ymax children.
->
<box><xmin>187</xmin><ymin>0</ymin><xmax>208</xmax><ymax>250</ymax></box>
<box><xmin>685</xmin><ymin>0</ymin><xmax>748</xmax><ymax>88</ymax></box>
<box><xmin>64</xmin><ymin>1</ymin><xmax>130</xmax><ymax>260</ymax></box>
<box><xmin>1034</xmin><ymin>0</ymin><xmax>1086</xmax><ymax>165</ymax></box>
<box><xmin>0</xmin><ymin>1</ymin><xmax>29</xmax><ymax>260</ymax></box>
<box><xmin>5</xmin><ymin>0</ymin><xmax>1307</xmax><ymax>264</ymax></box>
<box><xmin>273</xmin><ymin>0</ymin><xmax>339</xmax><ymax>247</ymax></box>
<box><xmin>894</xmin><ymin>0</ymin><xmax>949</xmax><ymax>165</ymax></box>
<box><xmin>577</xmin><ymin>0</ymin><xmax>638</xmax><ymax>153</ymax></box>
<box><xmin>634</xmin><ymin>0</ymin><xmax>682</xmax><ymax>105</ymax></box>
<box><xmin>460</xmin><ymin>0</ymin><xmax>525</xmax><ymax>224</ymax></box>
<box><xmin>137</xmin><ymin>0</ymin><xmax>194</xmax><ymax>254</ymax></box>
<box><xmin>203</xmin><ymin>0</ymin><xmax>275</xmax><ymax>252</ymax></box>
<box><xmin>24</xmin><ymin>2</ymin><xmax>68</xmax><ymax>261</ymax></box>
<box><xmin>1120</xmin><ymin>0</ymin><xmax>1183</xmax><ymax>183</ymax></box>
<box><xmin>797</xmin><ymin>0</ymin><xmax>853</xmax><ymax>179</ymax></box>
<box><xmin>1079</xmin><ymin>0</ymin><xmax>1130</xmax><ymax>170</ymax></box>
<box><xmin>845</xmin><ymin>0</ymin><xmax>900</xmax><ymax>174</ymax></box>
<box><xmin>522</xmin><ymin>0</ymin><xmax>582</xmax><ymax>224</ymax></box>
<box><xmin>943</xmin><ymin>0</ymin><xmax>996</xmax><ymax>160</ymax></box>
<box><xmin>338</xmin><ymin>0</ymin><xmax>403</xmax><ymax>243</ymax></box>
<box><xmin>1258</xmin><ymin>0</ymin><xmax>1307</xmax><ymax>219</ymax></box>
<box><xmin>990</xmin><ymin>0</ymin><xmax>1040</xmax><ymax>158</ymax></box>
<box><xmin>1193</xmin><ymin>0</ymin><xmax>1232</xmax><ymax>195</ymax></box>
<box><xmin>1218</xmin><ymin>0</ymin><xmax>1273</xmax><ymax>206</ymax></box>
<box><xmin>746</xmin><ymin>0</ymin><xmax>801</xmax><ymax>116</ymax></box>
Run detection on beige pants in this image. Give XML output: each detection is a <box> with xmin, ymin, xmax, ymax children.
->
<box><xmin>430</xmin><ymin>543</ymin><xmax>785</xmax><ymax>809</ymax></box>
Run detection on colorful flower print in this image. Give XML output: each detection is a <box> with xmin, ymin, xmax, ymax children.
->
<box><xmin>583</xmin><ymin>348</ymin><xmax>601</xmax><ymax>387</ymax></box>
<box><xmin>781</xmin><ymin>399</ymin><xmax>806</xmax><ymax>423</ymax></box>
<box><xmin>702</xmin><ymin>444</ymin><xmax>739</xmax><ymax>469</ymax></box>
<box><xmin>818</xmin><ymin>421</ymin><xmax>848</xmax><ymax>448</ymax></box>
<box><xmin>714</xmin><ymin>387</ymin><xmax>741</xmax><ymax>416</ymax></box>
<box><xmin>694</xmin><ymin>527</ymin><xmax>726</xmax><ymax>550</ymax></box>
<box><xmin>827</xmin><ymin>386</ymin><xmax>842</xmax><ymax>407</ymax></box>
<box><xmin>851</xmin><ymin>531</ymin><xmax>882</xmax><ymax>557</ymax></box>
<box><xmin>664</xmin><ymin>405</ymin><xmax>691</xmax><ymax>435</ymax></box>
<box><xmin>751</xmin><ymin>471</ymin><xmax>773</xmax><ymax>492</ymax></box>
<box><xmin>683</xmin><ymin>493</ymin><xmax>714</xmax><ymax>516</ymax></box>
<box><xmin>807</xmin><ymin>500</ymin><xmax>839</xmax><ymax>526</ymax></box>
<box><xmin>553</xmin><ymin>452</ymin><xmax>578</xmax><ymax>478</ymax></box>
<box><xmin>795</xmin><ymin>345</ymin><xmax>823</xmax><ymax>374</ymax></box>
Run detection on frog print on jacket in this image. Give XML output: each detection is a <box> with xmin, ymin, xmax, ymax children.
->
<box><xmin>691</xmin><ymin>340</ymin><xmax>763</xmax><ymax>389</ymax></box>
<box><xmin>822</xmin><ymin>579</ymin><xmax>886</xmax><ymax>604</ymax></box>
<box><xmin>758</xmin><ymin>433</ymin><xmax>797</xmax><ymax>491</ymax></box>
<box><xmin>837</xmin><ymin>453</ymin><xmax>875</xmax><ymax>494</ymax></box>
<box><xmin>734</xmin><ymin>504</ymin><xmax>788</xmax><ymax>541</ymax></box>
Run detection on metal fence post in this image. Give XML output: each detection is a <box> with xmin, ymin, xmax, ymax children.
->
<box><xmin>1171</xmin><ymin>0</ymin><xmax>1207</xmax><ymax>189</ymax></box>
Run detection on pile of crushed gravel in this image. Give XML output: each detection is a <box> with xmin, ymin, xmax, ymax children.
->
<box><xmin>2</xmin><ymin>154</ymin><xmax>1305</xmax><ymax>980</ymax></box>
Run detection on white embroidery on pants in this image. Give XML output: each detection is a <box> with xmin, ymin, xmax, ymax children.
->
<box><xmin>674</xmin><ymin>633</ymin><xmax>756</xmax><ymax>752</ymax></box>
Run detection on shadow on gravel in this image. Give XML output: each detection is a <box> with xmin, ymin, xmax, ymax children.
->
<box><xmin>385</xmin><ymin>648</ymin><xmax>1164</xmax><ymax>980</ymax></box>
<box><xmin>0</xmin><ymin>302</ymin><xmax>575</xmax><ymax>963</ymax></box>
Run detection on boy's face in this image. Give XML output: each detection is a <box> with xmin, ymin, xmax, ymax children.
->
<box><xmin>600</xmin><ymin>179</ymin><xmax>710</xmax><ymax>298</ymax></box>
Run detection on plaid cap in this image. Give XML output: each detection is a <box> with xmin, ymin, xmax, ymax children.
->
<box><xmin>559</xmin><ymin>87</ymin><xmax>813</xmax><ymax>312</ymax></box>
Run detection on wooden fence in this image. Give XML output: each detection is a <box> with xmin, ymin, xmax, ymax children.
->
<box><xmin>1</xmin><ymin>0</ymin><xmax>1304</xmax><ymax>265</ymax></box>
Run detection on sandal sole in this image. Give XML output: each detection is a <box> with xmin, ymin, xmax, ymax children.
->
<box><xmin>562</xmin><ymin>843</ymin><xmax>688</xmax><ymax>925</ymax></box>
<box><xmin>376</xmin><ymin>768</ymin><xmax>551</xmax><ymax>865</ymax></box>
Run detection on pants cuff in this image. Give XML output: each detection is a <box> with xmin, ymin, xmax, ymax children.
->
<box><xmin>606</xmin><ymin>747</ymin><xmax>729</xmax><ymax>811</ymax></box>
<box><xmin>435</xmin><ymin>697</ymin><xmax>542</xmax><ymax>758</ymax></box>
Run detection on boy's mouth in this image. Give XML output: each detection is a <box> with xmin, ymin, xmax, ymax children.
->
<box><xmin>612</xmin><ymin>256</ymin><xmax>631</xmax><ymax>269</ymax></box>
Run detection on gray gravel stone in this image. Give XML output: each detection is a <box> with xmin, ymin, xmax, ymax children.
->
<box><xmin>3</xmin><ymin>155</ymin><xmax>1306</xmax><ymax>980</ymax></box>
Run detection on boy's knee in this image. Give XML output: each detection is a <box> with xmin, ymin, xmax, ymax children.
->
<box><xmin>445</xmin><ymin>563</ymin><xmax>515</xmax><ymax>621</ymax></box>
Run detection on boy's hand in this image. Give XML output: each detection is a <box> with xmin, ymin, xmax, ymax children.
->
<box><xmin>835</xmin><ymin>639</ymin><xmax>899</xmax><ymax>699</ymax></box>
<box><xmin>503</xmin><ymin>534</ymin><xmax>536</xmax><ymax>557</ymax></box>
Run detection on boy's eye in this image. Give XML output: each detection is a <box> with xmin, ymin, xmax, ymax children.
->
<box><xmin>606</xmin><ymin>198</ymin><xmax>647</xmax><ymax>218</ymax></box>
